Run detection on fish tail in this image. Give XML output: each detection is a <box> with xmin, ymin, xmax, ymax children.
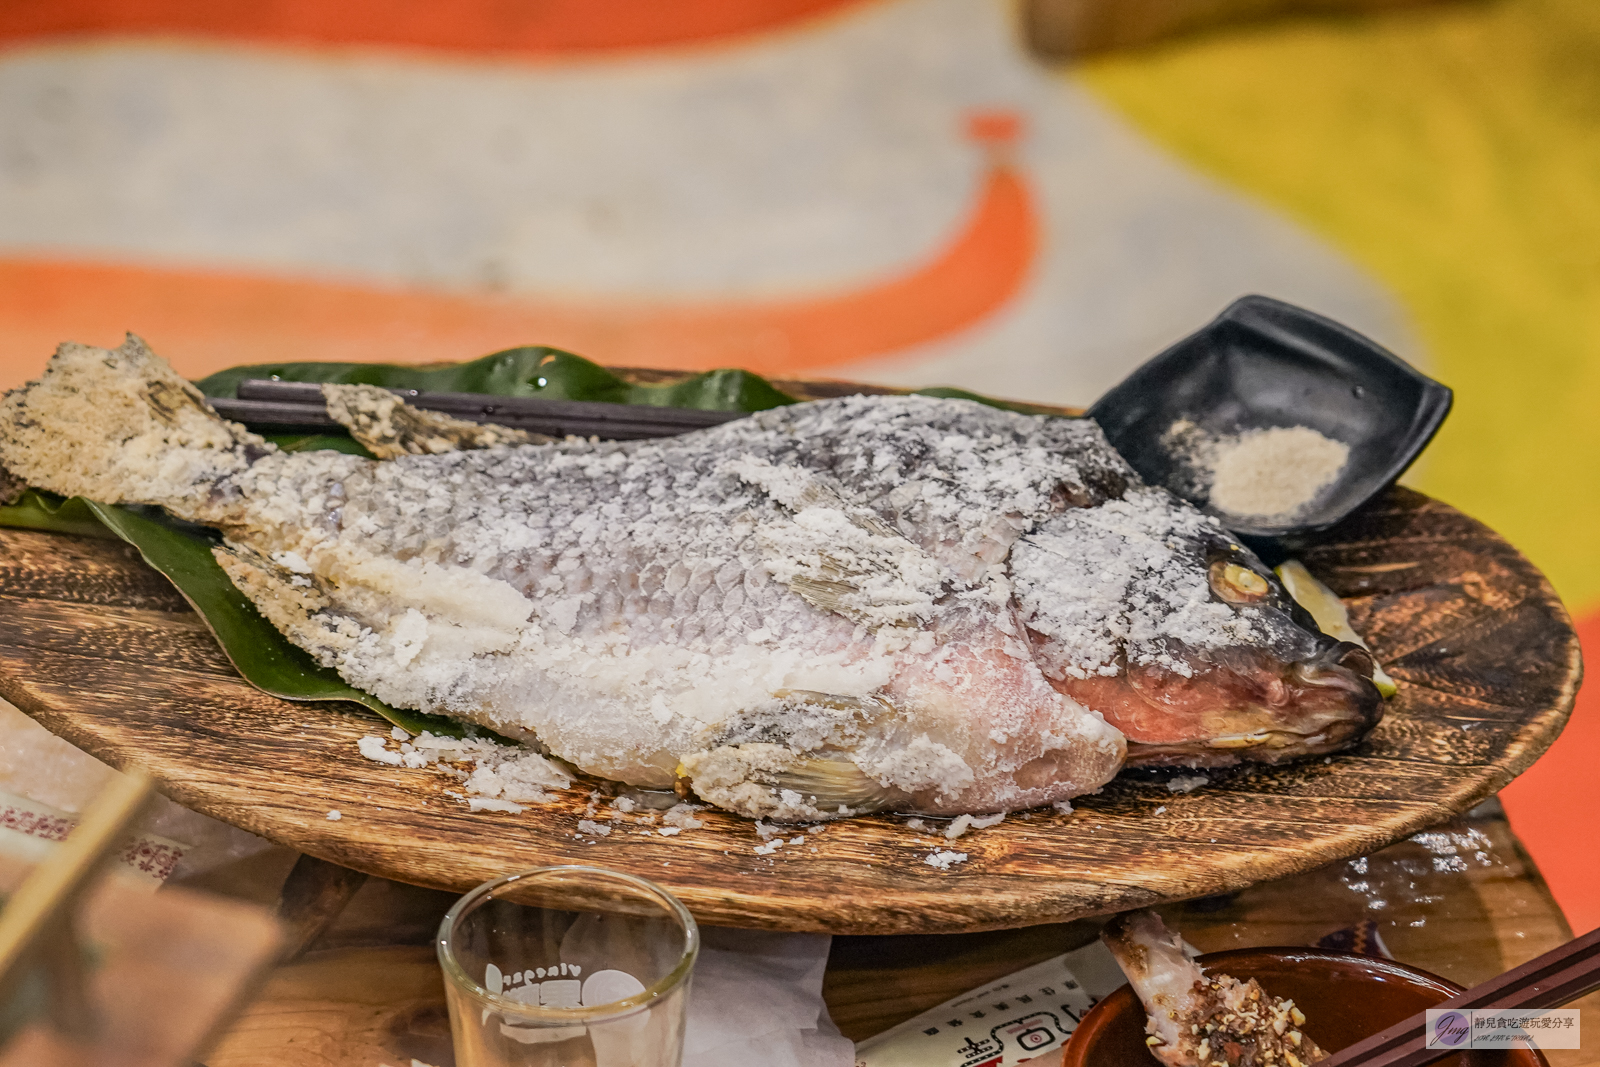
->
<box><xmin>0</xmin><ymin>334</ymin><xmax>265</xmax><ymax>516</ymax></box>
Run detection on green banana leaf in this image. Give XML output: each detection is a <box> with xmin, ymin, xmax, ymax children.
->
<box><xmin>3</xmin><ymin>345</ymin><xmax>1068</xmax><ymax>739</ymax></box>
<box><xmin>195</xmin><ymin>344</ymin><xmax>1065</xmax><ymax>418</ymax></box>
<box><xmin>196</xmin><ymin>345</ymin><xmax>800</xmax><ymax>413</ymax></box>
<box><xmin>265</xmin><ymin>434</ymin><xmax>376</xmax><ymax>458</ymax></box>
<box><xmin>0</xmin><ymin>492</ymin><xmax>117</xmax><ymax>541</ymax></box>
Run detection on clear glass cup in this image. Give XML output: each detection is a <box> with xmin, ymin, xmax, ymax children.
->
<box><xmin>437</xmin><ymin>866</ymin><xmax>699</xmax><ymax>1067</ymax></box>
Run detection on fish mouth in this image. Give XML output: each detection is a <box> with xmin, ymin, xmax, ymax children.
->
<box><xmin>1049</xmin><ymin>640</ymin><xmax>1384</xmax><ymax>769</ymax></box>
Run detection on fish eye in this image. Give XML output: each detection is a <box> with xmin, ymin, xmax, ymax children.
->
<box><xmin>1210</xmin><ymin>560</ymin><xmax>1271</xmax><ymax>605</ymax></box>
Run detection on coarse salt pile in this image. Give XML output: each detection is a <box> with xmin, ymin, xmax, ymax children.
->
<box><xmin>1209</xmin><ymin>427</ymin><xmax>1348</xmax><ymax>520</ymax></box>
<box><xmin>1164</xmin><ymin>420</ymin><xmax>1349</xmax><ymax>522</ymax></box>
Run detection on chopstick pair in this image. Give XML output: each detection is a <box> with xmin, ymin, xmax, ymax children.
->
<box><xmin>207</xmin><ymin>378</ymin><xmax>746</xmax><ymax>441</ymax></box>
<box><xmin>1320</xmin><ymin>924</ymin><xmax>1600</xmax><ymax>1066</ymax></box>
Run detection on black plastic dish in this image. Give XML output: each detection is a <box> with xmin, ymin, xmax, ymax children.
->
<box><xmin>1087</xmin><ymin>295</ymin><xmax>1452</xmax><ymax>538</ymax></box>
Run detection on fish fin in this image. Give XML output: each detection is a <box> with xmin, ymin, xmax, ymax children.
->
<box><xmin>781</xmin><ymin>477</ymin><xmax>900</xmax><ymax>538</ymax></box>
<box><xmin>767</xmin><ymin>758</ymin><xmax>906</xmax><ymax>814</ymax></box>
<box><xmin>755</xmin><ymin>524</ymin><xmax>943</xmax><ymax>628</ymax></box>
<box><xmin>730</xmin><ymin>459</ymin><xmax>944</xmax><ymax>628</ymax></box>
<box><xmin>785</xmin><ymin>571</ymin><xmax>864</xmax><ymax>615</ymax></box>
<box><xmin>726</xmin><ymin>456</ymin><xmax>897</xmax><ymax>535</ymax></box>
<box><xmin>680</xmin><ymin>743</ymin><xmax>906</xmax><ymax>820</ymax></box>
<box><xmin>0</xmin><ymin>335</ymin><xmax>264</xmax><ymax>510</ymax></box>
<box><xmin>212</xmin><ymin>543</ymin><xmax>358</xmax><ymax>666</ymax></box>
<box><xmin>685</xmin><ymin>692</ymin><xmax>909</xmax><ymax>819</ymax></box>
<box><xmin>712</xmin><ymin>689</ymin><xmax>894</xmax><ymax>747</ymax></box>
<box><xmin>321</xmin><ymin>384</ymin><xmax>547</xmax><ymax>459</ymax></box>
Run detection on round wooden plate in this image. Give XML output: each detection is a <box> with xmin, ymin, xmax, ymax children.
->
<box><xmin>0</xmin><ymin>466</ymin><xmax>1579</xmax><ymax>934</ymax></box>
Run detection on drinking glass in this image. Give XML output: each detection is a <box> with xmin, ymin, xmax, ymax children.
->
<box><xmin>437</xmin><ymin>866</ymin><xmax>699</xmax><ymax>1067</ymax></box>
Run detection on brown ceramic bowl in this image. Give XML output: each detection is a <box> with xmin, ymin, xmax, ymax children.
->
<box><xmin>1062</xmin><ymin>948</ymin><xmax>1548</xmax><ymax>1067</ymax></box>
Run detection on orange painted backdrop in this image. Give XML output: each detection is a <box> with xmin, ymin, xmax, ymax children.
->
<box><xmin>0</xmin><ymin>0</ymin><xmax>871</xmax><ymax>58</ymax></box>
<box><xmin>0</xmin><ymin>124</ymin><xmax>1034</xmax><ymax>387</ymax></box>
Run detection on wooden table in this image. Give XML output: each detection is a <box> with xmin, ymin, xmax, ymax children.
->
<box><xmin>190</xmin><ymin>799</ymin><xmax>1596</xmax><ymax>1066</ymax></box>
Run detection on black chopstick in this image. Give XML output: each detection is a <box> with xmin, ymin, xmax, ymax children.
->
<box><xmin>209</xmin><ymin>379</ymin><xmax>746</xmax><ymax>441</ymax></box>
<box><xmin>1319</xmin><ymin>924</ymin><xmax>1600</xmax><ymax>1067</ymax></box>
<box><xmin>208</xmin><ymin>397</ymin><xmax>342</xmax><ymax>431</ymax></box>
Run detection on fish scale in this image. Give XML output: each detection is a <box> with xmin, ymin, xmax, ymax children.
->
<box><xmin>0</xmin><ymin>335</ymin><xmax>1384</xmax><ymax>820</ymax></box>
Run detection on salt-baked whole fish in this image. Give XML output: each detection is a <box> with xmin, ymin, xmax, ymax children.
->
<box><xmin>0</xmin><ymin>337</ymin><xmax>1382</xmax><ymax>819</ymax></box>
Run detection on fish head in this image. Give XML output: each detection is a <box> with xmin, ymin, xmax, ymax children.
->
<box><xmin>1017</xmin><ymin>494</ymin><xmax>1383</xmax><ymax>767</ymax></box>
<box><xmin>1126</xmin><ymin>537</ymin><xmax>1383</xmax><ymax>766</ymax></box>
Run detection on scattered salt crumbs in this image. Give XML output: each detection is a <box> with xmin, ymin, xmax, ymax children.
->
<box><xmin>355</xmin><ymin>733</ymin><xmax>572</xmax><ymax>811</ymax></box>
<box><xmin>470</xmin><ymin>797</ymin><xmax>525</xmax><ymax>814</ymax></box>
<box><xmin>661</xmin><ymin>804</ymin><xmax>705</xmax><ymax>831</ymax></box>
<box><xmin>357</xmin><ymin>735</ymin><xmax>402</xmax><ymax>766</ymax></box>
<box><xmin>944</xmin><ymin>812</ymin><xmax>1004</xmax><ymax>840</ymax></box>
<box><xmin>596</xmin><ymin>796</ymin><xmax>708</xmax><ymax>839</ymax></box>
<box><xmin>924</xmin><ymin>850</ymin><xmax>968</xmax><ymax>870</ymax></box>
<box><xmin>1166</xmin><ymin>774</ymin><xmax>1210</xmax><ymax>794</ymax></box>
<box><xmin>325</xmin><ymin>809</ymin><xmax>342</xmax><ymax>821</ymax></box>
<box><xmin>576</xmin><ymin>819</ymin><xmax>611</xmax><ymax>837</ymax></box>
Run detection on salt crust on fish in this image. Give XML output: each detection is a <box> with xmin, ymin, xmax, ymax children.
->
<box><xmin>0</xmin><ymin>336</ymin><xmax>1280</xmax><ymax>820</ymax></box>
<box><xmin>1013</xmin><ymin>488</ymin><xmax>1265</xmax><ymax>680</ymax></box>
<box><xmin>321</xmin><ymin>383</ymin><xmax>545</xmax><ymax>459</ymax></box>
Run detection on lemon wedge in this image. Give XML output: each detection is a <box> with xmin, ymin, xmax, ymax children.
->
<box><xmin>1275</xmin><ymin>560</ymin><xmax>1397</xmax><ymax>698</ymax></box>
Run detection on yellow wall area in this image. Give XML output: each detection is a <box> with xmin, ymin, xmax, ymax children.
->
<box><xmin>1079</xmin><ymin>0</ymin><xmax>1600</xmax><ymax>615</ymax></box>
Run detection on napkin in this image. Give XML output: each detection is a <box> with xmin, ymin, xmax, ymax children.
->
<box><xmin>0</xmin><ymin>787</ymin><xmax>190</xmax><ymax>888</ymax></box>
<box><xmin>0</xmin><ymin>697</ymin><xmax>275</xmax><ymax>880</ymax></box>
<box><xmin>853</xmin><ymin>940</ymin><xmax>1128</xmax><ymax>1067</ymax></box>
<box><xmin>685</xmin><ymin>927</ymin><xmax>853</xmax><ymax>1067</ymax></box>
